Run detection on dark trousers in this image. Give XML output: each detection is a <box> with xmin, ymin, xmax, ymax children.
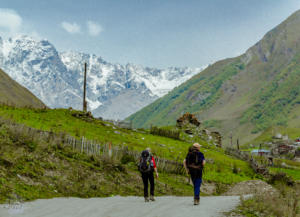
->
<box><xmin>192</xmin><ymin>178</ymin><xmax>202</xmax><ymax>199</ymax></box>
<box><xmin>141</xmin><ymin>172</ymin><xmax>154</xmax><ymax>197</ymax></box>
<box><xmin>190</xmin><ymin>168</ymin><xmax>203</xmax><ymax>199</ymax></box>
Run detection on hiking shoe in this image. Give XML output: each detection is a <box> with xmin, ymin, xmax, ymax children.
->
<box><xmin>145</xmin><ymin>197</ymin><xmax>149</xmax><ymax>202</ymax></box>
<box><xmin>150</xmin><ymin>196</ymin><xmax>155</xmax><ymax>201</ymax></box>
<box><xmin>194</xmin><ymin>198</ymin><xmax>199</xmax><ymax>205</ymax></box>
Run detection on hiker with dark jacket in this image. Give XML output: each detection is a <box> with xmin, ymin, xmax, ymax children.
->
<box><xmin>138</xmin><ymin>148</ymin><xmax>159</xmax><ymax>202</ymax></box>
<box><xmin>183</xmin><ymin>143</ymin><xmax>206</xmax><ymax>205</ymax></box>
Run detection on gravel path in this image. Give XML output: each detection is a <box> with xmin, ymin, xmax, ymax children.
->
<box><xmin>0</xmin><ymin>196</ymin><xmax>242</xmax><ymax>217</ymax></box>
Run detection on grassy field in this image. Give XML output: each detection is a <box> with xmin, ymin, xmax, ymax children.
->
<box><xmin>228</xmin><ymin>183</ymin><xmax>300</xmax><ymax>217</ymax></box>
<box><xmin>269</xmin><ymin>167</ymin><xmax>300</xmax><ymax>181</ymax></box>
<box><xmin>0</xmin><ymin>118</ymin><xmax>195</xmax><ymax>203</ymax></box>
<box><xmin>0</xmin><ymin>105</ymin><xmax>257</xmax><ymax>202</ymax></box>
<box><xmin>0</xmin><ymin>106</ymin><xmax>254</xmax><ymax>172</ymax></box>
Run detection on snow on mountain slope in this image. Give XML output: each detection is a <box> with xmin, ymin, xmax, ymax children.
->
<box><xmin>0</xmin><ymin>35</ymin><xmax>205</xmax><ymax>120</ymax></box>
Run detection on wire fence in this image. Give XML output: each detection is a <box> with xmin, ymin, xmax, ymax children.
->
<box><xmin>225</xmin><ymin>147</ymin><xmax>269</xmax><ymax>176</ymax></box>
<box><xmin>64</xmin><ymin>135</ymin><xmax>185</xmax><ymax>174</ymax></box>
<box><xmin>0</xmin><ymin>117</ymin><xmax>184</xmax><ymax>174</ymax></box>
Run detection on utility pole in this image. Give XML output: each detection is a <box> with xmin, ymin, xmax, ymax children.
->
<box><xmin>83</xmin><ymin>62</ymin><xmax>87</xmax><ymax>112</ymax></box>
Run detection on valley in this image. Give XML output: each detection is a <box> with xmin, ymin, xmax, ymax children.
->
<box><xmin>1</xmin><ymin>4</ymin><xmax>300</xmax><ymax>217</ymax></box>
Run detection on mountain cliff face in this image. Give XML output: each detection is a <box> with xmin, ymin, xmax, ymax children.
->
<box><xmin>0</xmin><ymin>35</ymin><xmax>204</xmax><ymax>120</ymax></box>
<box><xmin>127</xmin><ymin>10</ymin><xmax>300</xmax><ymax>144</ymax></box>
<box><xmin>0</xmin><ymin>68</ymin><xmax>45</xmax><ymax>108</ymax></box>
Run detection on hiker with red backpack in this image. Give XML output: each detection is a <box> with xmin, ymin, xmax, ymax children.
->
<box><xmin>183</xmin><ymin>143</ymin><xmax>206</xmax><ymax>205</ymax></box>
<box><xmin>138</xmin><ymin>148</ymin><xmax>159</xmax><ymax>202</ymax></box>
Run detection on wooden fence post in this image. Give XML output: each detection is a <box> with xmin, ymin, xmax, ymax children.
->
<box><xmin>87</xmin><ymin>140</ymin><xmax>89</xmax><ymax>155</ymax></box>
<box><xmin>47</xmin><ymin>132</ymin><xmax>185</xmax><ymax>175</ymax></box>
<box><xmin>109</xmin><ymin>142</ymin><xmax>112</xmax><ymax>158</ymax></box>
<box><xmin>72</xmin><ymin>137</ymin><xmax>75</xmax><ymax>150</ymax></box>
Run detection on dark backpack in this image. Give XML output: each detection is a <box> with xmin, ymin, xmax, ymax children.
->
<box><xmin>186</xmin><ymin>149</ymin><xmax>203</xmax><ymax>170</ymax></box>
<box><xmin>138</xmin><ymin>150</ymin><xmax>153</xmax><ymax>173</ymax></box>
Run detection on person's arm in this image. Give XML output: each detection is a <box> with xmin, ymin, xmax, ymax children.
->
<box><xmin>154</xmin><ymin>167</ymin><xmax>158</xmax><ymax>178</ymax></box>
<box><xmin>202</xmin><ymin>153</ymin><xmax>206</xmax><ymax>166</ymax></box>
<box><xmin>183</xmin><ymin>159</ymin><xmax>189</xmax><ymax>174</ymax></box>
<box><xmin>152</xmin><ymin>157</ymin><xmax>159</xmax><ymax>178</ymax></box>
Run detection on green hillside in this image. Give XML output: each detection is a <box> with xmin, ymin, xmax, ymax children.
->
<box><xmin>0</xmin><ymin>116</ymin><xmax>192</xmax><ymax>202</ymax></box>
<box><xmin>0</xmin><ymin>106</ymin><xmax>257</xmax><ymax>202</ymax></box>
<box><xmin>127</xmin><ymin>10</ymin><xmax>300</xmax><ymax>145</ymax></box>
<box><xmin>0</xmin><ymin>69</ymin><xmax>45</xmax><ymax>108</ymax></box>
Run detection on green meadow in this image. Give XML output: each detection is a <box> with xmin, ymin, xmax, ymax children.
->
<box><xmin>0</xmin><ymin>105</ymin><xmax>256</xmax><ymax>202</ymax></box>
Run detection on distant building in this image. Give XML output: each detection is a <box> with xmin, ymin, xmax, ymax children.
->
<box><xmin>282</xmin><ymin>135</ymin><xmax>289</xmax><ymax>141</ymax></box>
<box><xmin>271</xmin><ymin>144</ymin><xmax>295</xmax><ymax>156</ymax></box>
<box><xmin>251</xmin><ymin>149</ymin><xmax>270</xmax><ymax>156</ymax></box>
<box><xmin>273</xmin><ymin>133</ymin><xmax>282</xmax><ymax>139</ymax></box>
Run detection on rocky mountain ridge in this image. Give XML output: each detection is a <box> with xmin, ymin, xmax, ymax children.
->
<box><xmin>127</xmin><ymin>9</ymin><xmax>300</xmax><ymax>145</ymax></box>
<box><xmin>0</xmin><ymin>35</ymin><xmax>204</xmax><ymax>120</ymax></box>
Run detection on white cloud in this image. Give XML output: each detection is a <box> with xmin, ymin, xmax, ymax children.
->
<box><xmin>0</xmin><ymin>8</ymin><xmax>22</xmax><ymax>33</ymax></box>
<box><xmin>0</xmin><ymin>8</ymin><xmax>42</xmax><ymax>39</ymax></box>
<box><xmin>61</xmin><ymin>21</ymin><xmax>81</xmax><ymax>34</ymax></box>
<box><xmin>87</xmin><ymin>21</ymin><xmax>102</xmax><ymax>36</ymax></box>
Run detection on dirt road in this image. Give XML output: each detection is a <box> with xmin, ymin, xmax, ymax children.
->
<box><xmin>0</xmin><ymin>196</ymin><xmax>243</xmax><ymax>217</ymax></box>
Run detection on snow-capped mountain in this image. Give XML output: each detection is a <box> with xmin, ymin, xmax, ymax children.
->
<box><xmin>0</xmin><ymin>35</ymin><xmax>205</xmax><ymax>120</ymax></box>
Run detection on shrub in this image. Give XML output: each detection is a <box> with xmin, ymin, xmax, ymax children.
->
<box><xmin>268</xmin><ymin>172</ymin><xmax>294</xmax><ymax>186</ymax></box>
<box><xmin>232</xmin><ymin>163</ymin><xmax>239</xmax><ymax>174</ymax></box>
<box><xmin>231</xmin><ymin>184</ymin><xmax>300</xmax><ymax>217</ymax></box>
<box><xmin>75</xmin><ymin>128</ymin><xmax>80</xmax><ymax>137</ymax></box>
<box><xmin>150</xmin><ymin>126</ymin><xmax>180</xmax><ymax>140</ymax></box>
<box><xmin>27</xmin><ymin>141</ymin><xmax>37</xmax><ymax>152</ymax></box>
<box><xmin>120</xmin><ymin>154</ymin><xmax>136</xmax><ymax>165</ymax></box>
<box><xmin>216</xmin><ymin>163</ymin><xmax>223</xmax><ymax>173</ymax></box>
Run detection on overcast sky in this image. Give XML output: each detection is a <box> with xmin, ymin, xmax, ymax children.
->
<box><xmin>0</xmin><ymin>0</ymin><xmax>300</xmax><ymax>68</ymax></box>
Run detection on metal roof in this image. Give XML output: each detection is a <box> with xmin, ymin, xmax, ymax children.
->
<box><xmin>251</xmin><ymin>149</ymin><xmax>270</xmax><ymax>153</ymax></box>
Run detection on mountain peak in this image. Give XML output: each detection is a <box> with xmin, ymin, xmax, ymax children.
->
<box><xmin>0</xmin><ymin>34</ymin><xmax>204</xmax><ymax>120</ymax></box>
<box><xmin>243</xmin><ymin>8</ymin><xmax>300</xmax><ymax>66</ymax></box>
<box><xmin>127</xmin><ymin>9</ymin><xmax>300</xmax><ymax>145</ymax></box>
